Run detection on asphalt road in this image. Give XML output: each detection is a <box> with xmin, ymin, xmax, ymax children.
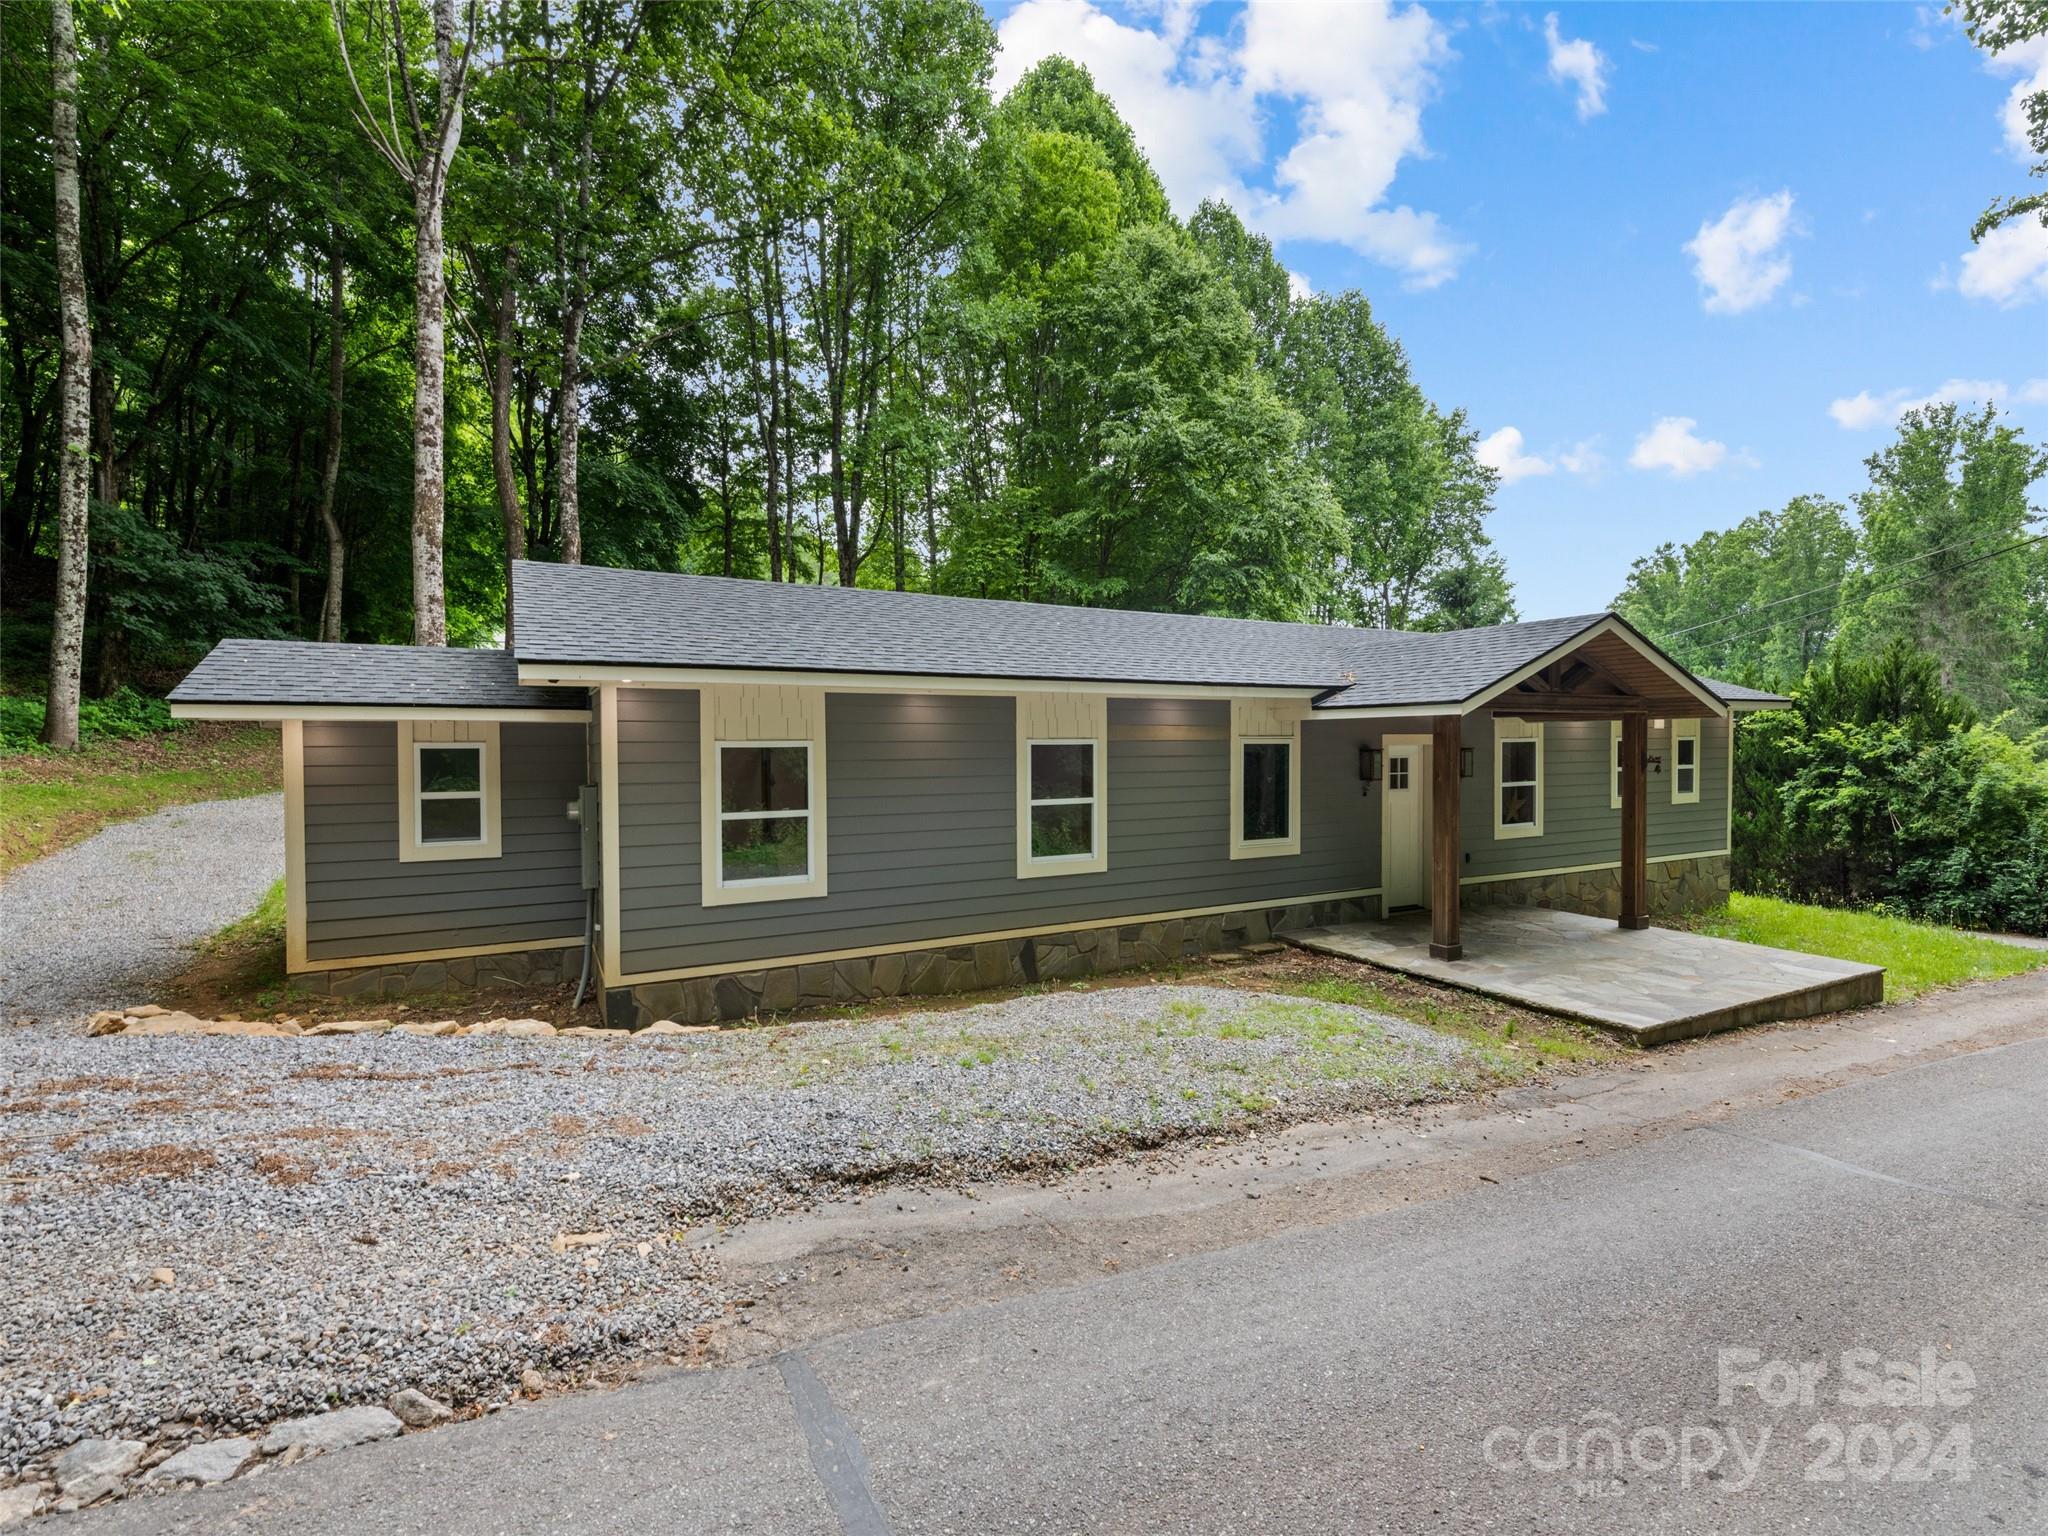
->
<box><xmin>63</xmin><ymin>1032</ymin><xmax>2048</xmax><ymax>1535</ymax></box>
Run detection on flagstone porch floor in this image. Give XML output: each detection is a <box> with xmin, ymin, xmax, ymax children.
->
<box><xmin>1283</xmin><ymin>907</ymin><xmax>1885</xmax><ymax>1045</ymax></box>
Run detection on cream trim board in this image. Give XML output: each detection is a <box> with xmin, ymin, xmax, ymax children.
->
<box><xmin>1671</xmin><ymin>718</ymin><xmax>1701</xmax><ymax>804</ymax></box>
<box><xmin>1230</xmin><ymin>698</ymin><xmax>1304</xmax><ymax>859</ymax></box>
<box><xmin>605</xmin><ymin>886</ymin><xmax>1385</xmax><ymax>987</ymax></box>
<box><xmin>1459</xmin><ymin>615</ymin><xmax>1729</xmax><ymax>720</ymax></box>
<box><xmin>291</xmin><ymin>935</ymin><xmax>584</xmax><ymax>975</ymax></box>
<box><xmin>396</xmin><ymin>721</ymin><xmax>503</xmax><ymax>863</ymax></box>
<box><xmin>282</xmin><ymin>719</ymin><xmax>308</xmax><ymax>972</ymax></box>
<box><xmin>698</xmin><ymin>684</ymin><xmax>829</xmax><ymax>907</ymax></box>
<box><xmin>1460</xmin><ymin>849</ymin><xmax>1729</xmax><ymax>888</ymax></box>
<box><xmin>1608</xmin><ymin>720</ymin><xmax>1625</xmax><ymax>811</ymax></box>
<box><xmin>521</xmin><ymin>661</ymin><xmax>1317</xmax><ymax>702</ymax></box>
<box><xmin>599</xmin><ymin>686</ymin><xmax>623</xmax><ymax>981</ymax></box>
<box><xmin>1016</xmin><ymin>693</ymin><xmax>1110</xmax><ymax>879</ymax></box>
<box><xmin>1494</xmin><ymin>717</ymin><xmax>1544</xmax><ymax>840</ymax></box>
<box><xmin>171</xmin><ymin>703</ymin><xmax>589</xmax><ymax>723</ymax></box>
<box><xmin>1725</xmin><ymin>715</ymin><xmax>1736</xmax><ymax>853</ymax></box>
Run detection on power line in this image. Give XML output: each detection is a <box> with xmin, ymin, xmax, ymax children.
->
<box><xmin>1687</xmin><ymin>532</ymin><xmax>2047</xmax><ymax>660</ymax></box>
<box><xmin>1664</xmin><ymin>521</ymin><xmax>2043</xmax><ymax>640</ymax></box>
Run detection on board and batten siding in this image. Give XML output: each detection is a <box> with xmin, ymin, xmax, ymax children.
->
<box><xmin>613</xmin><ymin>689</ymin><xmax>1379</xmax><ymax>978</ymax></box>
<box><xmin>1455</xmin><ymin>713</ymin><xmax>1728</xmax><ymax>882</ymax></box>
<box><xmin>301</xmin><ymin>719</ymin><xmax>586</xmax><ymax>962</ymax></box>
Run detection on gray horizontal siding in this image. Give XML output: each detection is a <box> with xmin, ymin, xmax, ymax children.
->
<box><xmin>302</xmin><ymin>720</ymin><xmax>587</xmax><ymax>961</ymax></box>
<box><xmin>614</xmin><ymin>690</ymin><xmax>1380</xmax><ymax>976</ymax></box>
<box><xmin>1455</xmin><ymin>713</ymin><xmax>1728</xmax><ymax>882</ymax></box>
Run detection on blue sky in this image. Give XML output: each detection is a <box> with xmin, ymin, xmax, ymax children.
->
<box><xmin>984</xmin><ymin>0</ymin><xmax>2048</xmax><ymax>619</ymax></box>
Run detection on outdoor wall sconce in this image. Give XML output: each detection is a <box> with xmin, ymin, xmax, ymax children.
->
<box><xmin>1459</xmin><ymin>747</ymin><xmax>1474</xmax><ymax>778</ymax></box>
<box><xmin>1647</xmin><ymin>754</ymin><xmax>1664</xmax><ymax>774</ymax></box>
<box><xmin>1359</xmin><ymin>746</ymin><xmax>1381</xmax><ymax>783</ymax></box>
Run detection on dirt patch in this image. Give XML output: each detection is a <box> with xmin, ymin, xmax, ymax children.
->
<box><xmin>87</xmin><ymin>1144</ymin><xmax>221</xmax><ymax>1180</ymax></box>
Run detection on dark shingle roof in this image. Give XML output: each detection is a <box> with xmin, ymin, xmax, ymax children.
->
<box><xmin>169</xmin><ymin>640</ymin><xmax>585</xmax><ymax>711</ymax></box>
<box><xmin>1697</xmin><ymin>678</ymin><xmax>1791</xmax><ymax>705</ymax></box>
<box><xmin>1306</xmin><ymin>615</ymin><xmax>1609</xmax><ymax>709</ymax></box>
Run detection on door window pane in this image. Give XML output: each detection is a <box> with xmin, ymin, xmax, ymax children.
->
<box><xmin>1241</xmin><ymin>742</ymin><xmax>1291</xmax><ymax>842</ymax></box>
<box><xmin>1387</xmin><ymin>754</ymin><xmax>1409</xmax><ymax>791</ymax></box>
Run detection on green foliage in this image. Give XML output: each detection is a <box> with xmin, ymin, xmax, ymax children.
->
<box><xmin>1</xmin><ymin>686</ymin><xmax>178</xmax><ymax>751</ymax></box>
<box><xmin>1693</xmin><ymin>893</ymin><xmax>2048</xmax><ymax>1001</ymax></box>
<box><xmin>1733</xmin><ymin>645</ymin><xmax>2048</xmax><ymax>934</ymax></box>
<box><xmin>1955</xmin><ymin>2</ymin><xmax>2048</xmax><ymax>243</ymax></box>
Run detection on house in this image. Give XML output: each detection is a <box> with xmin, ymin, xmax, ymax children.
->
<box><xmin>168</xmin><ymin>560</ymin><xmax>1788</xmax><ymax>1027</ymax></box>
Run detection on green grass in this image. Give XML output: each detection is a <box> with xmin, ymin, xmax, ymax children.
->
<box><xmin>208</xmin><ymin>877</ymin><xmax>287</xmax><ymax>951</ymax></box>
<box><xmin>1689</xmin><ymin>893</ymin><xmax>2048</xmax><ymax>1002</ymax></box>
<box><xmin>0</xmin><ymin>720</ymin><xmax>279</xmax><ymax>872</ymax></box>
<box><xmin>1281</xmin><ymin>975</ymin><xmax>1621</xmax><ymax>1067</ymax></box>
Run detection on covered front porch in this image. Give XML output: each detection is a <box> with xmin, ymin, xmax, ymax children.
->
<box><xmin>1287</xmin><ymin>907</ymin><xmax>1884</xmax><ymax>1045</ymax></box>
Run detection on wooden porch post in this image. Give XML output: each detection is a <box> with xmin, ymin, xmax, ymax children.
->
<box><xmin>1431</xmin><ymin>712</ymin><xmax>1462</xmax><ymax>960</ymax></box>
<box><xmin>1619</xmin><ymin>711</ymin><xmax>1649</xmax><ymax>930</ymax></box>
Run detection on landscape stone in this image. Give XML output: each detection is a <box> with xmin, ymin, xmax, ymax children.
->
<box><xmin>395</xmin><ymin>1019</ymin><xmax>461</xmax><ymax>1037</ymax></box>
<box><xmin>258</xmin><ymin>1406</ymin><xmax>403</xmax><ymax>1456</ymax></box>
<box><xmin>387</xmin><ymin>1389</ymin><xmax>452</xmax><ymax>1428</ymax></box>
<box><xmin>55</xmin><ymin>1438</ymin><xmax>145</xmax><ymax>1494</ymax></box>
<box><xmin>148</xmin><ymin>1437</ymin><xmax>255</xmax><ymax>1485</ymax></box>
<box><xmin>304</xmin><ymin>1018</ymin><xmax>394</xmax><ymax>1036</ymax></box>
<box><xmin>0</xmin><ymin>1483</ymin><xmax>44</xmax><ymax>1527</ymax></box>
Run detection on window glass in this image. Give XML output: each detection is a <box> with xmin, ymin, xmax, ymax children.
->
<box><xmin>419</xmin><ymin>746</ymin><xmax>480</xmax><ymax>794</ymax></box>
<box><xmin>1241</xmin><ymin>742</ymin><xmax>1291</xmax><ymax>842</ymax></box>
<box><xmin>1030</xmin><ymin>742</ymin><xmax>1094</xmax><ymax>802</ymax></box>
<box><xmin>419</xmin><ymin>796</ymin><xmax>483</xmax><ymax>844</ymax></box>
<box><xmin>1613</xmin><ymin>732</ymin><xmax>1625</xmax><ymax>803</ymax></box>
<box><xmin>1676</xmin><ymin>733</ymin><xmax>1697</xmax><ymax>795</ymax></box>
<box><xmin>1387</xmin><ymin>754</ymin><xmax>1409</xmax><ymax>791</ymax></box>
<box><xmin>1030</xmin><ymin>803</ymin><xmax>1093</xmax><ymax>859</ymax></box>
<box><xmin>719</xmin><ymin>815</ymin><xmax>809</xmax><ymax>881</ymax></box>
<box><xmin>720</xmin><ymin>745</ymin><xmax>810</xmax><ymax>813</ymax></box>
<box><xmin>1501</xmin><ymin>739</ymin><xmax>1537</xmax><ymax>785</ymax></box>
<box><xmin>1499</xmin><ymin>731</ymin><xmax>1539</xmax><ymax>830</ymax></box>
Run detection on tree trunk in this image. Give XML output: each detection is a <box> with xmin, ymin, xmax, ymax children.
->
<box><xmin>490</xmin><ymin>248</ymin><xmax>525</xmax><ymax>643</ymax></box>
<box><xmin>42</xmin><ymin>0</ymin><xmax>91</xmax><ymax>750</ymax></box>
<box><xmin>555</xmin><ymin>291</ymin><xmax>585</xmax><ymax>564</ymax></box>
<box><xmin>317</xmin><ymin>239</ymin><xmax>348</xmax><ymax>643</ymax></box>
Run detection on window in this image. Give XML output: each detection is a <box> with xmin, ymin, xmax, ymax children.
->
<box><xmin>1026</xmin><ymin>741</ymin><xmax>1098</xmax><ymax>862</ymax></box>
<box><xmin>1609</xmin><ymin>720</ymin><xmax>1625</xmax><ymax>810</ymax></box>
<box><xmin>698</xmin><ymin>684</ymin><xmax>828</xmax><ymax>906</ymax></box>
<box><xmin>397</xmin><ymin>720</ymin><xmax>501</xmax><ymax>863</ymax></box>
<box><xmin>717</xmin><ymin>744</ymin><xmax>813</xmax><ymax>886</ymax></box>
<box><xmin>1494</xmin><ymin>718</ymin><xmax>1543</xmax><ymax>839</ymax></box>
<box><xmin>1229</xmin><ymin>699</ymin><xmax>1302</xmax><ymax>859</ymax></box>
<box><xmin>1241</xmin><ymin>741</ymin><xmax>1292</xmax><ymax>842</ymax></box>
<box><xmin>1387</xmin><ymin>753</ymin><xmax>1410</xmax><ymax>791</ymax></box>
<box><xmin>1672</xmin><ymin>719</ymin><xmax>1700</xmax><ymax>803</ymax></box>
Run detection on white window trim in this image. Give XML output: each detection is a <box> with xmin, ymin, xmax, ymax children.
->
<box><xmin>1672</xmin><ymin>718</ymin><xmax>1701</xmax><ymax>804</ymax></box>
<box><xmin>706</xmin><ymin>738</ymin><xmax>827</xmax><ymax>905</ymax></box>
<box><xmin>397</xmin><ymin>721</ymin><xmax>502</xmax><ymax>863</ymax></box>
<box><xmin>1609</xmin><ymin>720</ymin><xmax>1625</xmax><ymax>811</ymax></box>
<box><xmin>1230</xmin><ymin>698</ymin><xmax>1303</xmax><ymax>860</ymax></box>
<box><xmin>1494</xmin><ymin>717</ymin><xmax>1544</xmax><ymax>840</ymax></box>
<box><xmin>1018</xmin><ymin>736</ymin><xmax>1108</xmax><ymax>878</ymax></box>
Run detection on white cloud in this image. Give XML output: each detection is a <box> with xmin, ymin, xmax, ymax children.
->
<box><xmin>1628</xmin><ymin>39</ymin><xmax>1658</xmax><ymax>55</ymax></box>
<box><xmin>1956</xmin><ymin>218</ymin><xmax>2048</xmax><ymax>306</ymax></box>
<box><xmin>1985</xmin><ymin>31</ymin><xmax>2048</xmax><ymax>161</ymax></box>
<box><xmin>1629</xmin><ymin>416</ymin><xmax>1730</xmax><ymax>476</ymax></box>
<box><xmin>993</xmin><ymin>0</ymin><xmax>1467</xmax><ymax>289</ymax></box>
<box><xmin>1476</xmin><ymin>426</ymin><xmax>1554</xmax><ymax>484</ymax></box>
<box><xmin>1542</xmin><ymin>13</ymin><xmax>1609</xmax><ymax>121</ymax></box>
<box><xmin>1286</xmin><ymin>268</ymin><xmax>1313</xmax><ymax>303</ymax></box>
<box><xmin>1557</xmin><ymin>438</ymin><xmax>1606</xmax><ymax>475</ymax></box>
<box><xmin>1683</xmin><ymin>190</ymin><xmax>1800</xmax><ymax>314</ymax></box>
<box><xmin>1827</xmin><ymin>378</ymin><xmax>2024</xmax><ymax>429</ymax></box>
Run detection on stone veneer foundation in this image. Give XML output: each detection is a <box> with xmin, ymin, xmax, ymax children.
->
<box><xmin>1460</xmin><ymin>853</ymin><xmax>1731</xmax><ymax>922</ymax></box>
<box><xmin>293</xmin><ymin>858</ymin><xmax>1728</xmax><ymax>1022</ymax></box>
<box><xmin>600</xmin><ymin>897</ymin><xmax>1382</xmax><ymax>1029</ymax></box>
<box><xmin>290</xmin><ymin>944</ymin><xmax>580</xmax><ymax>999</ymax></box>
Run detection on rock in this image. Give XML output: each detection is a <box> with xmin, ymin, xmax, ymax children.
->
<box><xmin>549</xmin><ymin>1230</ymin><xmax>610</xmax><ymax>1253</ymax></box>
<box><xmin>557</xmin><ymin>1025</ymin><xmax>622</xmax><ymax>1039</ymax></box>
<box><xmin>126</xmin><ymin>1003</ymin><xmax>169</xmax><ymax>1019</ymax></box>
<box><xmin>304</xmin><ymin>1018</ymin><xmax>394</xmax><ymax>1036</ymax></box>
<box><xmin>387</xmin><ymin>1388</ymin><xmax>452</xmax><ymax>1428</ymax></box>
<box><xmin>258</xmin><ymin>1406</ymin><xmax>403</xmax><ymax>1456</ymax></box>
<box><xmin>520</xmin><ymin>1367</ymin><xmax>547</xmax><ymax>1395</ymax></box>
<box><xmin>116</xmin><ymin>1011</ymin><xmax>214</xmax><ymax>1037</ymax></box>
<box><xmin>635</xmin><ymin>1019</ymin><xmax>717</xmax><ymax>1037</ymax></box>
<box><xmin>467</xmin><ymin>1017</ymin><xmax>556</xmax><ymax>1038</ymax></box>
<box><xmin>55</xmin><ymin>1438</ymin><xmax>145</xmax><ymax>1494</ymax></box>
<box><xmin>0</xmin><ymin>1484</ymin><xmax>45</xmax><ymax>1527</ymax></box>
<box><xmin>147</xmin><ymin>1266</ymin><xmax>175</xmax><ymax>1287</ymax></box>
<box><xmin>147</xmin><ymin>1437</ymin><xmax>255</xmax><ymax>1486</ymax></box>
<box><xmin>86</xmin><ymin>1011</ymin><xmax>127</xmax><ymax>1036</ymax></box>
<box><xmin>395</xmin><ymin>1020</ymin><xmax>461</xmax><ymax>1038</ymax></box>
<box><xmin>62</xmin><ymin>1474</ymin><xmax>124</xmax><ymax>1506</ymax></box>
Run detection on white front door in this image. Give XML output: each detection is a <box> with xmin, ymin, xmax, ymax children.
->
<box><xmin>1382</xmin><ymin>741</ymin><xmax>1432</xmax><ymax>911</ymax></box>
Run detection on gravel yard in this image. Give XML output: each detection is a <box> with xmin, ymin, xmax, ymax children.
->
<box><xmin>0</xmin><ymin>983</ymin><xmax>1496</xmax><ymax>1484</ymax></box>
<box><xmin>0</xmin><ymin>794</ymin><xmax>284</xmax><ymax>1025</ymax></box>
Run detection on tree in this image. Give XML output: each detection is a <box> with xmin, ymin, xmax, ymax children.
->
<box><xmin>315</xmin><ymin>238</ymin><xmax>349</xmax><ymax>643</ymax></box>
<box><xmin>41</xmin><ymin>0</ymin><xmax>91</xmax><ymax>749</ymax></box>
<box><xmin>1835</xmin><ymin>403</ymin><xmax>2047</xmax><ymax>716</ymax></box>
<box><xmin>1955</xmin><ymin>0</ymin><xmax>2048</xmax><ymax>242</ymax></box>
<box><xmin>331</xmin><ymin>0</ymin><xmax>480</xmax><ymax>645</ymax></box>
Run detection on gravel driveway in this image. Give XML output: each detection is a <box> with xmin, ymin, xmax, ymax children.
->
<box><xmin>0</xmin><ymin>984</ymin><xmax>1488</xmax><ymax>1479</ymax></box>
<box><xmin>0</xmin><ymin>794</ymin><xmax>283</xmax><ymax>1026</ymax></box>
